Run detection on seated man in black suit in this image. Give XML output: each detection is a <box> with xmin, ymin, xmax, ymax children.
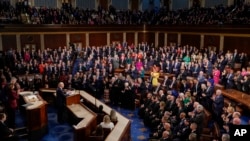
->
<box><xmin>0</xmin><ymin>113</ymin><xmax>19</xmax><ymax>141</ymax></box>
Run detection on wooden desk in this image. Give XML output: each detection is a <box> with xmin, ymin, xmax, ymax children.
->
<box><xmin>39</xmin><ymin>88</ymin><xmax>57</xmax><ymax>104</ymax></box>
<box><xmin>80</xmin><ymin>91</ymin><xmax>131</xmax><ymax>141</ymax></box>
<box><xmin>220</xmin><ymin>89</ymin><xmax>250</xmax><ymax>109</ymax></box>
<box><xmin>19</xmin><ymin>91</ymin><xmax>48</xmax><ymax>141</ymax></box>
<box><xmin>39</xmin><ymin>88</ymin><xmax>56</xmax><ymax>94</ymax></box>
<box><xmin>114</xmin><ymin>68</ymin><xmax>124</xmax><ymax>74</ymax></box>
<box><xmin>66</xmin><ymin>94</ymin><xmax>97</xmax><ymax>141</ymax></box>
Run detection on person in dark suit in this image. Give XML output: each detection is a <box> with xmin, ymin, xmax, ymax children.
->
<box><xmin>204</xmin><ymin>59</ymin><xmax>213</xmax><ymax>76</ymax></box>
<box><xmin>163</xmin><ymin>60</ymin><xmax>172</xmax><ymax>73</ymax></box>
<box><xmin>191</xmin><ymin>79</ymin><xmax>201</xmax><ymax>100</ymax></box>
<box><xmin>172</xmin><ymin>59</ymin><xmax>180</xmax><ymax>77</ymax></box>
<box><xmin>201</xmin><ymin>81</ymin><xmax>214</xmax><ymax>112</ymax></box>
<box><xmin>241</xmin><ymin>75</ymin><xmax>250</xmax><ymax>94</ymax></box>
<box><xmin>159</xmin><ymin>130</ymin><xmax>172</xmax><ymax>141</ymax></box>
<box><xmin>56</xmin><ymin>82</ymin><xmax>68</xmax><ymax>124</ymax></box>
<box><xmin>212</xmin><ymin>89</ymin><xmax>224</xmax><ymax>127</ymax></box>
<box><xmin>0</xmin><ymin>113</ymin><xmax>19</xmax><ymax>141</ymax></box>
<box><xmin>190</xmin><ymin>105</ymin><xmax>205</xmax><ymax>140</ymax></box>
<box><xmin>218</xmin><ymin>55</ymin><xmax>227</xmax><ymax>73</ymax></box>
<box><xmin>226</xmin><ymin>69</ymin><xmax>234</xmax><ymax>89</ymax></box>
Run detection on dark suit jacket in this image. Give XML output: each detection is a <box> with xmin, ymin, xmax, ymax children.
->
<box><xmin>191</xmin><ymin>111</ymin><xmax>204</xmax><ymax>135</ymax></box>
<box><xmin>56</xmin><ymin>87</ymin><xmax>67</xmax><ymax>108</ymax></box>
<box><xmin>0</xmin><ymin>122</ymin><xmax>12</xmax><ymax>139</ymax></box>
<box><xmin>213</xmin><ymin>94</ymin><xmax>224</xmax><ymax>113</ymax></box>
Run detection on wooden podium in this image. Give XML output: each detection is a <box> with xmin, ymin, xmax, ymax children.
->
<box><xmin>19</xmin><ymin>91</ymin><xmax>48</xmax><ymax>141</ymax></box>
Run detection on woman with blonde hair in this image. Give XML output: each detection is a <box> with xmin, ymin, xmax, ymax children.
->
<box><xmin>100</xmin><ymin>115</ymin><xmax>114</xmax><ymax>130</ymax></box>
<box><xmin>110</xmin><ymin>109</ymin><xmax>118</xmax><ymax>123</ymax></box>
<box><xmin>151</xmin><ymin>66</ymin><xmax>160</xmax><ymax>87</ymax></box>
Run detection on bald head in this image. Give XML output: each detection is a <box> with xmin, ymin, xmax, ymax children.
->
<box><xmin>58</xmin><ymin>82</ymin><xmax>64</xmax><ymax>89</ymax></box>
<box><xmin>233</xmin><ymin>117</ymin><xmax>241</xmax><ymax>125</ymax></box>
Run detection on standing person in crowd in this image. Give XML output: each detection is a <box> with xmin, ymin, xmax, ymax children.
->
<box><xmin>213</xmin><ymin>67</ymin><xmax>220</xmax><ymax>84</ymax></box>
<box><xmin>5</xmin><ymin>77</ymin><xmax>20</xmax><ymax>129</ymax></box>
<box><xmin>121</xmin><ymin>82</ymin><xmax>135</xmax><ymax>110</ymax></box>
<box><xmin>0</xmin><ymin>113</ymin><xmax>19</xmax><ymax>141</ymax></box>
<box><xmin>212</xmin><ymin>89</ymin><xmax>224</xmax><ymax>127</ymax></box>
<box><xmin>151</xmin><ymin>65</ymin><xmax>160</xmax><ymax>88</ymax></box>
<box><xmin>226</xmin><ymin>69</ymin><xmax>234</xmax><ymax>89</ymax></box>
<box><xmin>56</xmin><ymin>82</ymin><xmax>68</xmax><ymax>124</ymax></box>
<box><xmin>109</xmin><ymin>109</ymin><xmax>118</xmax><ymax>124</ymax></box>
<box><xmin>189</xmin><ymin>105</ymin><xmax>204</xmax><ymax>141</ymax></box>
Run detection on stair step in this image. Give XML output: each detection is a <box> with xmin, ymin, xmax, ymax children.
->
<box><xmin>15</xmin><ymin>126</ymin><xmax>27</xmax><ymax>131</ymax></box>
<box><xmin>19</xmin><ymin>133</ymin><xmax>28</xmax><ymax>137</ymax></box>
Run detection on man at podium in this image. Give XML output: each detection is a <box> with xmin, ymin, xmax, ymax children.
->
<box><xmin>56</xmin><ymin>82</ymin><xmax>68</xmax><ymax>124</ymax></box>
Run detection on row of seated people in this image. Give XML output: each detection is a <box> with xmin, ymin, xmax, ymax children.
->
<box><xmin>89</xmin><ymin>109</ymin><xmax>117</xmax><ymax>140</ymax></box>
<box><xmin>1</xmin><ymin>1</ymin><xmax>250</xmax><ymax>25</ymax></box>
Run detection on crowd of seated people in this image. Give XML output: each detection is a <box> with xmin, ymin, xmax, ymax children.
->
<box><xmin>0</xmin><ymin>40</ymin><xmax>250</xmax><ymax>140</ymax></box>
<box><xmin>1</xmin><ymin>1</ymin><xmax>250</xmax><ymax>25</ymax></box>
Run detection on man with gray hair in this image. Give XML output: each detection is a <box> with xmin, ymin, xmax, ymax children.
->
<box><xmin>212</xmin><ymin>89</ymin><xmax>224</xmax><ymax>127</ymax></box>
<box><xmin>221</xmin><ymin>133</ymin><xmax>230</xmax><ymax>141</ymax></box>
<box><xmin>190</xmin><ymin>104</ymin><xmax>204</xmax><ymax>141</ymax></box>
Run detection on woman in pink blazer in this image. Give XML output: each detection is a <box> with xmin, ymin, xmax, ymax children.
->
<box><xmin>135</xmin><ymin>59</ymin><xmax>143</xmax><ymax>72</ymax></box>
<box><xmin>213</xmin><ymin>67</ymin><xmax>221</xmax><ymax>84</ymax></box>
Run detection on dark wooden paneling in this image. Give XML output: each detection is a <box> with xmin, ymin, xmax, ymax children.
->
<box><xmin>204</xmin><ymin>35</ymin><xmax>220</xmax><ymax>50</ymax></box>
<box><xmin>181</xmin><ymin>34</ymin><xmax>200</xmax><ymax>48</ymax></box>
<box><xmin>70</xmin><ymin>34</ymin><xmax>86</xmax><ymax>47</ymax></box>
<box><xmin>126</xmin><ymin>32</ymin><xmax>134</xmax><ymax>46</ymax></box>
<box><xmin>138</xmin><ymin>32</ymin><xmax>155</xmax><ymax>45</ymax></box>
<box><xmin>158</xmin><ymin>33</ymin><xmax>165</xmax><ymax>47</ymax></box>
<box><xmin>2</xmin><ymin>25</ymin><xmax>250</xmax><ymax>34</ymax></box>
<box><xmin>2</xmin><ymin>35</ymin><xmax>17</xmax><ymax>51</ymax></box>
<box><xmin>20</xmin><ymin>34</ymin><xmax>41</xmax><ymax>50</ymax></box>
<box><xmin>224</xmin><ymin>36</ymin><xmax>250</xmax><ymax>55</ymax></box>
<box><xmin>44</xmin><ymin>34</ymin><xmax>66</xmax><ymax>49</ymax></box>
<box><xmin>167</xmin><ymin>33</ymin><xmax>178</xmax><ymax>46</ymax></box>
<box><xmin>99</xmin><ymin>0</ymin><xmax>108</xmax><ymax>10</ymax></box>
<box><xmin>163</xmin><ymin>0</ymin><xmax>170</xmax><ymax>9</ymax></box>
<box><xmin>131</xmin><ymin>0</ymin><xmax>139</xmax><ymax>10</ymax></box>
<box><xmin>110</xmin><ymin>33</ymin><xmax>123</xmax><ymax>43</ymax></box>
<box><xmin>89</xmin><ymin>33</ymin><xmax>107</xmax><ymax>46</ymax></box>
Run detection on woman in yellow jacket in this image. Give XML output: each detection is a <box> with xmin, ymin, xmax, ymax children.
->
<box><xmin>151</xmin><ymin>66</ymin><xmax>160</xmax><ymax>87</ymax></box>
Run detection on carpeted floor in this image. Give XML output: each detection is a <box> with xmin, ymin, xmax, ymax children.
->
<box><xmin>16</xmin><ymin>103</ymin><xmax>150</xmax><ymax>141</ymax></box>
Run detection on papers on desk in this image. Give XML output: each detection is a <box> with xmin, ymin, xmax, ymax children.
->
<box><xmin>66</xmin><ymin>90</ymin><xmax>76</xmax><ymax>96</ymax></box>
<box><xmin>26</xmin><ymin>101</ymin><xmax>44</xmax><ymax>110</ymax></box>
<box><xmin>26</xmin><ymin>95</ymin><xmax>39</xmax><ymax>103</ymax></box>
<box><xmin>20</xmin><ymin>91</ymin><xmax>44</xmax><ymax>109</ymax></box>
